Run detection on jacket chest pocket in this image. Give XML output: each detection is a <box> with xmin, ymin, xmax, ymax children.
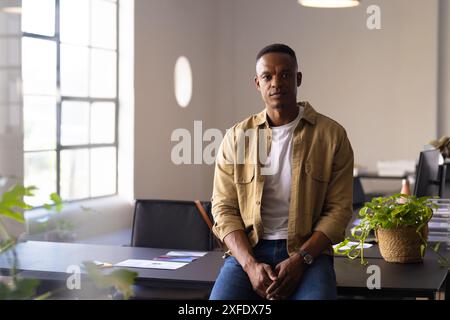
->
<box><xmin>305</xmin><ymin>161</ymin><xmax>331</xmax><ymax>183</ymax></box>
<box><xmin>234</xmin><ymin>165</ymin><xmax>255</xmax><ymax>219</ymax></box>
<box><xmin>234</xmin><ymin>165</ymin><xmax>255</xmax><ymax>184</ymax></box>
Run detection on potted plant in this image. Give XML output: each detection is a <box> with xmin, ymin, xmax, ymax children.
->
<box><xmin>429</xmin><ymin>136</ymin><xmax>450</xmax><ymax>160</ymax></box>
<box><xmin>335</xmin><ymin>194</ymin><xmax>437</xmax><ymax>264</ymax></box>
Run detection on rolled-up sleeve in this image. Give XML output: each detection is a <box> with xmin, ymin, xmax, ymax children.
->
<box><xmin>314</xmin><ymin>130</ymin><xmax>354</xmax><ymax>244</ymax></box>
<box><xmin>211</xmin><ymin>128</ymin><xmax>245</xmax><ymax>242</ymax></box>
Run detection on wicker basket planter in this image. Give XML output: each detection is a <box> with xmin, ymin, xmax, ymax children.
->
<box><xmin>335</xmin><ymin>194</ymin><xmax>436</xmax><ymax>265</ymax></box>
<box><xmin>376</xmin><ymin>225</ymin><xmax>428</xmax><ymax>263</ymax></box>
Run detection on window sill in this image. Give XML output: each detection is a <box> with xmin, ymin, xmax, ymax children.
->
<box><xmin>25</xmin><ymin>195</ymin><xmax>134</xmax><ymax>240</ymax></box>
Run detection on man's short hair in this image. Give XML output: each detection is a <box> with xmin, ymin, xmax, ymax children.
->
<box><xmin>256</xmin><ymin>43</ymin><xmax>297</xmax><ymax>65</ymax></box>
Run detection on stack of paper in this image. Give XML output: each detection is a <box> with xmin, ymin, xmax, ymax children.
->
<box><xmin>114</xmin><ymin>250</ymin><xmax>208</xmax><ymax>270</ymax></box>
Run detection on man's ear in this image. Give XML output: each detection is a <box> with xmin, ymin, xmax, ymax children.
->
<box><xmin>297</xmin><ymin>72</ymin><xmax>302</xmax><ymax>87</ymax></box>
<box><xmin>254</xmin><ymin>76</ymin><xmax>261</xmax><ymax>91</ymax></box>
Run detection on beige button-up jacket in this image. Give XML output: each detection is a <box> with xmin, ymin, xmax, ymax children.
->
<box><xmin>211</xmin><ymin>101</ymin><xmax>354</xmax><ymax>256</ymax></box>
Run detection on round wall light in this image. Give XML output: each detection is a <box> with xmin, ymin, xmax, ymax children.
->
<box><xmin>174</xmin><ymin>56</ymin><xmax>193</xmax><ymax>108</ymax></box>
<box><xmin>298</xmin><ymin>0</ymin><xmax>360</xmax><ymax>8</ymax></box>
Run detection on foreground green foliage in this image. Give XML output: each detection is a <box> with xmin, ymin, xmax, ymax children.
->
<box><xmin>0</xmin><ymin>184</ymin><xmax>136</xmax><ymax>299</ymax></box>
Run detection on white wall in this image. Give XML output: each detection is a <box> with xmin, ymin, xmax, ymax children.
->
<box><xmin>438</xmin><ymin>0</ymin><xmax>450</xmax><ymax>137</ymax></box>
<box><xmin>134</xmin><ymin>0</ymin><xmax>218</xmax><ymax>201</ymax></box>
<box><xmin>118</xmin><ymin>0</ymin><xmax>135</xmax><ymax>202</ymax></box>
<box><xmin>134</xmin><ymin>0</ymin><xmax>440</xmax><ymax>200</ymax></box>
<box><xmin>0</xmin><ymin>8</ymin><xmax>24</xmax><ymax>238</ymax></box>
<box><xmin>229</xmin><ymin>0</ymin><xmax>438</xmax><ymax>170</ymax></box>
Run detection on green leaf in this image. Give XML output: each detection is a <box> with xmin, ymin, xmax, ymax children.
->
<box><xmin>10</xmin><ymin>278</ymin><xmax>40</xmax><ymax>299</ymax></box>
<box><xmin>0</xmin><ymin>206</ymin><xmax>25</xmax><ymax>223</ymax></box>
<box><xmin>42</xmin><ymin>193</ymin><xmax>64</xmax><ymax>213</ymax></box>
<box><xmin>83</xmin><ymin>261</ymin><xmax>137</xmax><ymax>300</ymax></box>
<box><xmin>0</xmin><ymin>277</ymin><xmax>40</xmax><ymax>300</ymax></box>
<box><xmin>433</xmin><ymin>242</ymin><xmax>441</xmax><ymax>252</ymax></box>
<box><xmin>49</xmin><ymin>193</ymin><xmax>63</xmax><ymax>212</ymax></box>
<box><xmin>0</xmin><ymin>239</ymin><xmax>14</xmax><ymax>253</ymax></box>
<box><xmin>0</xmin><ymin>184</ymin><xmax>36</xmax><ymax>223</ymax></box>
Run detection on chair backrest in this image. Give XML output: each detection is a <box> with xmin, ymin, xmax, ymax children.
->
<box><xmin>440</xmin><ymin>163</ymin><xmax>450</xmax><ymax>198</ymax></box>
<box><xmin>353</xmin><ymin>177</ymin><xmax>366</xmax><ymax>209</ymax></box>
<box><xmin>413</xmin><ymin>149</ymin><xmax>441</xmax><ymax>197</ymax></box>
<box><xmin>131</xmin><ymin>199</ymin><xmax>215</xmax><ymax>251</ymax></box>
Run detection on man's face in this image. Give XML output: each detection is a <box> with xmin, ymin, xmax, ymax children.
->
<box><xmin>255</xmin><ymin>52</ymin><xmax>302</xmax><ymax>110</ymax></box>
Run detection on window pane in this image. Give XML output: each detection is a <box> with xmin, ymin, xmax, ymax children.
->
<box><xmin>60</xmin><ymin>44</ymin><xmax>89</xmax><ymax>97</ymax></box>
<box><xmin>60</xmin><ymin>149</ymin><xmax>89</xmax><ymax>200</ymax></box>
<box><xmin>61</xmin><ymin>101</ymin><xmax>89</xmax><ymax>145</ymax></box>
<box><xmin>90</xmin><ymin>49</ymin><xmax>116</xmax><ymax>98</ymax></box>
<box><xmin>60</xmin><ymin>0</ymin><xmax>90</xmax><ymax>46</ymax></box>
<box><xmin>24</xmin><ymin>96</ymin><xmax>56</xmax><ymax>151</ymax></box>
<box><xmin>90</xmin><ymin>102</ymin><xmax>115</xmax><ymax>144</ymax></box>
<box><xmin>90</xmin><ymin>147</ymin><xmax>116</xmax><ymax>197</ymax></box>
<box><xmin>22</xmin><ymin>0</ymin><xmax>55</xmax><ymax>36</ymax></box>
<box><xmin>22</xmin><ymin>37</ymin><xmax>56</xmax><ymax>95</ymax></box>
<box><xmin>91</xmin><ymin>0</ymin><xmax>117</xmax><ymax>50</ymax></box>
<box><xmin>24</xmin><ymin>151</ymin><xmax>56</xmax><ymax>206</ymax></box>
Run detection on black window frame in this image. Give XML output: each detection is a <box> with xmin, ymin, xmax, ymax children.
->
<box><xmin>22</xmin><ymin>0</ymin><xmax>120</xmax><ymax>204</ymax></box>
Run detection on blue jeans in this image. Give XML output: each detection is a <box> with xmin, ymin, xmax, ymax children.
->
<box><xmin>209</xmin><ymin>239</ymin><xmax>337</xmax><ymax>300</ymax></box>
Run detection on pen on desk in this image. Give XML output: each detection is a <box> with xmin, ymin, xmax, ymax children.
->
<box><xmin>100</xmin><ymin>262</ymin><xmax>113</xmax><ymax>268</ymax></box>
<box><xmin>93</xmin><ymin>260</ymin><xmax>113</xmax><ymax>268</ymax></box>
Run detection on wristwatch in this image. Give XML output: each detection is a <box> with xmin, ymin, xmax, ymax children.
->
<box><xmin>298</xmin><ymin>249</ymin><xmax>314</xmax><ymax>265</ymax></box>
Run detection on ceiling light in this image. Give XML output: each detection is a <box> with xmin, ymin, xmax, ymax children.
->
<box><xmin>0</xmin><ymin>6</ymin><xmax>22</xmax><ymax>14</ymax></box>
<box><xmin>0</xmin><ymin>0</ymin><xmax>21</xmax><ymax>14</ymax></box>
<box><xmin>299</xmin><ymin>0</ymin><xmax>360</xmax><ymax>8</ymax></box>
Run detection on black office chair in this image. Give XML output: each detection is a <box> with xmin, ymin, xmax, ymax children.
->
<box><xmin>352</xmin><ymin>177</ymin><xmax>366</xmax><ymax>211</ymax></box>
<box><xmin>131</xmin><ymin>199</ymin><xmax>216</xmax><ymax>251</ymax></box>
<box><xmin>118</xmin><ymin>199</ymin><xmax>217</xmax><ymax>300</ymax></box>
<box><xmin>438</xmin><ymin>162</ymin><xmax>450</xmax><ymax>198</ymax></box>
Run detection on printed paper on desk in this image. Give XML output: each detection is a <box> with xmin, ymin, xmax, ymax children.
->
<box><xmin>114</xmin><ymin>259</ymin><xmax>188</xmax><ymax>270</ymax></box>
<box><xmin>166</xmin><ymin>251</ymin><xmax>208</xmax><ymax>257</ymax></box>
<box><xmin>154</xmin><ymin>255</ymin><xmax>197</xmax><ymax>263</ymax></box>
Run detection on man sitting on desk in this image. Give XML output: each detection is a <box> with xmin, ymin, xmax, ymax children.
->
<box><xmin>209</xmin><ymin>44</ymin><xmax>354</xmax><ymax>300</ymax></box>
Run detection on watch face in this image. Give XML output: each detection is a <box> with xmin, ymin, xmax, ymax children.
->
<box><xmin>299</xmin><ymin>250</ymin><xmax>313</xmax><ymax>265</ymax></box>
<box><xmin>304</xmin><ymin>255</ymin><xmax>313</xmax><ymax>265</ymax></box>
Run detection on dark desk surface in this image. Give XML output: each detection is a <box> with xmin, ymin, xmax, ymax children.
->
<box><xmin>0</xmin><ymin>241</ymin><xmax>224</xmax><ymax>287</ymax></box>
<box><xmin>336</xmin><ymin>243</ymin><xmax>450</xmax><ymax>260</ymax></box>
<box><xmin>335</xmin><ymin>256</ymin><xmax>448</xmax><ymax>298</ymax></box>
<box><xmin>1</xmin><ymin>241</ymin><xmax>447</xmax><ymax>299</ymax></box>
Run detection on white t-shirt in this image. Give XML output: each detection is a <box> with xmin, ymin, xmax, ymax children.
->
<box><xmin>261</xmin><ymin>107</ymin><xmax>303</xmax><ymax>240</ymax></box>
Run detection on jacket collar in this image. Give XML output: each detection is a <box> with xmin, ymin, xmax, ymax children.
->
<box><xmin>254</xmin><ymin>101</ymin><xmax>317</xmax><ymax>127</ymax></box>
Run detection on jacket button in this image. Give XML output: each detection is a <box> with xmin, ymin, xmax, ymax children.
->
<box><xmin>256</xmin><ymin>201</ymin><xmax>261</xmax><ymax>205</ymax></box>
